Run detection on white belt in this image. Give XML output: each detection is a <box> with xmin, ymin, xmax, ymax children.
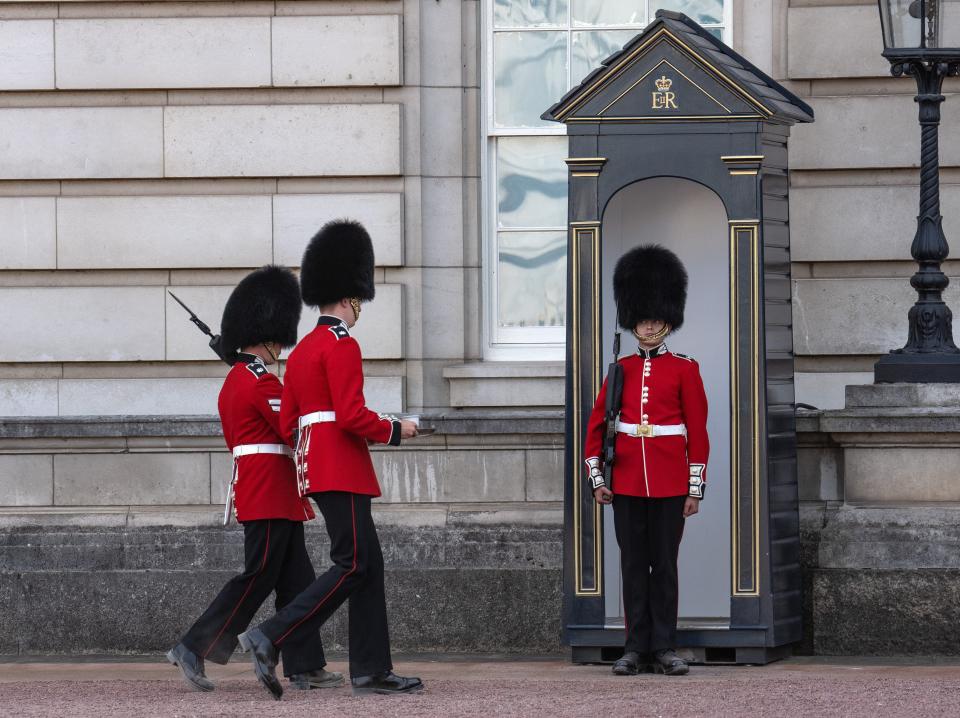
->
<box><xmin>224</xmin><ymin>443</ymin><xmax>295</xmax><ymax>525</ymax></box>
<box><xmin>616</xmin><ymin>422</ymin><xmax>687</xmax><ymax>438</ymax></box>
<box><xmin>232</xmin><ymin>443</ymin><xmax>294</xmax><ymax>458</ymax></box>
<box><xmin>298</xmin><ymin>411</ymin><xmax>336</xmax><ymax>430</ymax></box>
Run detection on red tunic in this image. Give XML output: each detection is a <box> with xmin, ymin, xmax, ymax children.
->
<box><xmin>218</xmin><ymin>356</ymin><xmax>315</xmax><ymax>522</ymax></box>
<box><xmin>584</xmin><ymin>345</ymin><xmax>709</xmax><ymax>498</ymax></box>
<box><xmin>280</xmin><ymin>316</ymin><xmax>400</xmax><ymax>497</ymax></box>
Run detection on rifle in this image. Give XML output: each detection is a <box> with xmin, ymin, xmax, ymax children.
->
<box><xmin>167</xmin><ymin>291</ymin><xmax>236</xmax><ymax>365</ymax></box>
<box><xmin>601</xmin><ymin>331</ymin><xmax>624</xmax><ymax>487</ymax></box>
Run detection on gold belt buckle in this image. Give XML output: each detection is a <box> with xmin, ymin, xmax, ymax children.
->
<box><xmin>634</xmin><ymin>424</ymin><xmax>653</xmax><ymax>438</ymax></box>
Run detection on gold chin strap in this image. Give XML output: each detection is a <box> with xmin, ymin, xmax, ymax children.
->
<box><xmin>262</xmin><ymin>343</ymin><xmax>280</xmax><ymax>362</ymax></box>
<box><xmin>349</xmin><ymin>298</ymin><xmax>362</xmax><ymax>321</ymax></box>
<box><xmin>633</xmin><ymin>324</ymin><xmax>671</xmax><ymax>343</ymax></box>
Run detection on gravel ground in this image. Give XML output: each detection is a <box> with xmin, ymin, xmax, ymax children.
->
<box><xmin>1</xmin><ymin>658</ymin><xmax>959</xmax><ymax>718</ymax></box>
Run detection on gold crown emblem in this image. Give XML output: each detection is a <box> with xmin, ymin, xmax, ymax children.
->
<box><xmin>655</xmin><ymin>75</ymin><xmax>673</xmax><ymax>92</ymax></box>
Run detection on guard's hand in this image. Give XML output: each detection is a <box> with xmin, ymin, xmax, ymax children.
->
<box><xmin>683</xmin><ymin>497</ymin><xmax>700</xmax><ymax>517</ymax></box>
<box><xmin>399</xmin><ymin>420</ymin><xmax>418</xmax><ymax>439</ymax></box>
<box><xmin>594</xmin><ymin>486</ymin><xmax>614</xmax><ymax>505</ymax></box>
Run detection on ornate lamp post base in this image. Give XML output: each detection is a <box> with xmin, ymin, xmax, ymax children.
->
<box><xmin>875</xmin><ymin>351</ymin><xmax>960</xmax><ymax>383</ymax></box>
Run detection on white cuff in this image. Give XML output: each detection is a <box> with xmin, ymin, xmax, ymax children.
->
<box><xmin>688</xmin><ymin>463</ymin><xmax>705</xmax><ymax>499</ymax></box>
<box><xmin>585</xmin><ymin>456</ymin><xmax>605</xmax><ymax>489</ymax></box>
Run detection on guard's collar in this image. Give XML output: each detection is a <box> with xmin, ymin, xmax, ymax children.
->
<box><xmin>317</xmin><ymin>314</ymin><xmax>347</xmax><ymax>328</ymax></box>
<box><xmin>236</xmin><ymin>352</ymin><xmax>264</xmax><ymax>365</ymax></box>
<box><xmin>637</xmin><ymin>343</ymin><xmax>669</xmax><ymax>359</ymax></box>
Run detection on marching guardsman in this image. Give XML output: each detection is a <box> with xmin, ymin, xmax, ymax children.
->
<box><xmin>584</xmin><ymin>245</ymin><xmax>709</xmax><ymax>677</ymax></box>
<box><xmin>167</xmin><ymin>266</ymin><xmax>343</xmax><ymax>693</ymax></box>
<box><xmin>237</xmin><ymin>220</ymin><xmax>422</xmax><ymax>700</ymax></box>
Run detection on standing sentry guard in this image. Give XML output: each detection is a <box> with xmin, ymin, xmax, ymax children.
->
<box><xmin>166</xmin><ymin>265</ymin><xmax>342</xmax><ymax>693</ymax></box>
<box><xmin>584</xmin><ymin>245</ymin><xmax>710</xmax><ymax>677</ymax></box>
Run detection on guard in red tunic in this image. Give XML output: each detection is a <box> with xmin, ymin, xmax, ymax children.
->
<box><xmin>584</xmin><ymin>246</ymin><xmax>709</xmax><ymax>677</ymax></box>
<box><xmin>167</xmin><ymin>265</ymin><xmax>342</xmax><ymax>693</ymax></box>
<box><xmin>238</xmin><ymin>220</ymin><xmax>422</xmax><ymax>700</ymax></box>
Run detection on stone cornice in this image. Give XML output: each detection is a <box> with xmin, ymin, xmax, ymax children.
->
<box><xmin>0</xmin><ymin>410</ymin><xmax>565</xmax><ymax>440</ymax></box>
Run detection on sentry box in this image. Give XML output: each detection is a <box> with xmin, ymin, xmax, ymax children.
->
<box><xmin>542</xmin><ymin>10</ymin><xmax>814</xmax><ymax>665</ymax></box>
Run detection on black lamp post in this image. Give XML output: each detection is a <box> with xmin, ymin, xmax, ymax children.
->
<box><xmin>875</xmin><ymin>0</ymin><xmax>960</xmax><ymax>382</ymax></box>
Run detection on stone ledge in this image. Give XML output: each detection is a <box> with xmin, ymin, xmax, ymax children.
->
<box><xmin>0</xmin><ymin>502</ymin><xmax>563</xmax><ymax>529</ymax></box>
<box><xmin>797</xmin><ymin>407</ymin><xmax>960</xmax><ymax>436</ymax></box>
<box><xmin>0</xmin><ymin>410</ymin><xmax>565</xmax><ymax>440</ymax></box>
<box><xmin>0</xmin><ymin>512</ymin><xmax>563</xmax><ymax>572</ymax></box>
<box><xmin>0</xmin><ymin>415</ymin><xmax>221</xmax><ymax>439</ymax></box>
<box><xmin>846</xmin><ymin>383</ymin><xmax>960</xmax><ymax>408</ymax></box>
<box><xmin>795</xmin><ymin>409</ymin><xmax>822</xmax><ymax>435</ymax></box>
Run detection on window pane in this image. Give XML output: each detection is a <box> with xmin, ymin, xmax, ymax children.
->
<box><xmin>497</xmin><ymin>136</ymin><xmax>567</xmax><ymax>228</ymax></box>
<box><xmin>571</xmin><ymin>0</ymin><xmax>645</xmax><ymax>28</ymax></box>
<box><xmin>494</xmin><ymin>31</ymin><xmax>567</xmax><ymax>128</ymax></box>
<box><xmin>498</xmin><ymin>231</ymin><xmax>566</xmax><ymax>328</ymax></box>
<box><xmin>657</xmin><ymin>0</ymin><xmax>723</xmax><ymax>25</ymax></box>
<box><xmin>571</xmin><ymin>30</ymin><xmax>638</xmax><ymax>86</ymax></box>
<box><xmin>494</xmin><ymin>0</ymin><xmax>568</xmax><ymax>28</ymax></box>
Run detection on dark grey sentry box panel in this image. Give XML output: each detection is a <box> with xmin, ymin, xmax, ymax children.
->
<box><xmin>543</xmin><ymin>10</ymin><xmax>814</xmax><ymax>665</ymax></box>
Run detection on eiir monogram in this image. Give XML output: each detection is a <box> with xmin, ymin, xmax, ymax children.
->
<box><xmin>652</xmin><ymin>75</ymin><xmax>678</xmax><ymax>110</ymax></box>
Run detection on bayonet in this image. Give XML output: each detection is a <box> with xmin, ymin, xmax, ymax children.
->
<box><xmin>167</xmin><ymin>291</ymin><xmax>234</xmax><ymax>365</ymax></box>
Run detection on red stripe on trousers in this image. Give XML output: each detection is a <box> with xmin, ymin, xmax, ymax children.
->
<box><xmin>203</xmin><ymin>521</ymin><xmax>272</xmax><ymax>659</ymax></box>
<box><xmin>275</xmin><ymin>495</ymin><xmax>358</xmax><ymax>646</ymax></box>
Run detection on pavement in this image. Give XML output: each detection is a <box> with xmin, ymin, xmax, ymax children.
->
<box><xmin>2</xmin><ymin>654</ymin><xmax>960</xmax><ymax>718</ymax></box>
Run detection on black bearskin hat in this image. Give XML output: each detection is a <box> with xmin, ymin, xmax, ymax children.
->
<box><xmin>613</xmin><ymin>245</ymin><xmax>688</xmax><ymax>331</ymax></box>
<box><xmin>300</xmin><ymin>219</ymin><xmax>376</xmax><ymax>308</ymax></box>
<box><xmin>220</xmin><ymin>265</ymin><xmax>302</xmax><ymax>353</ymax></box>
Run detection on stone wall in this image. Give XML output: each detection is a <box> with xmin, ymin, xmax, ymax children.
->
<box><xmin>5</xmin><ymin>2</ymin><xmax>954</xmax><ymax>416</ymax></box>
<box><xmin>6</xmin><ymin>403</ymin><xmax>960</xmax><ymax>657</ymax></box>
<box><xmin>0</xmin><ymin>0</ymin><xmax>480</xmax><ymax>414</ymax></box>
<box><xmin>797</xmin><ymin>385</ymin><xmax>960</xmax><ymax>655</ymax></box>
<box><xmin>0</xmin><ymin>518</ymin><xmax>563</xmax><ymax>656</ymax></box>
<box><xmin>0</xmin><ymin>413</ymin><xmax>564</xmax><ymax>655</ymax></box>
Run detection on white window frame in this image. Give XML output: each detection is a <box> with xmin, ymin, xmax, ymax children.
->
<box><xmin>481</xmin><ymin>1</ymin><xmax>733</xmax><ymax>362</ymax></box>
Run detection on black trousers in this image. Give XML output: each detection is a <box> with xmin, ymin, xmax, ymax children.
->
<box><xmin>259</xmin><ymin>492</ymin><xmax>392</xmax><ymax>679</ymax></box>
<box><xmin>181</xmin><ymin>519</ymin><xmax>326</xmax><ymax>676</ymax></box>
<box><xmin>612</xmin><ymin>494</ymin><xmax>687</xmax><ymax>655</ymax></box>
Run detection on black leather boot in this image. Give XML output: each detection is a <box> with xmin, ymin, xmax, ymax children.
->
<box><xmin>612</xmin><ymin>651</ymin><xmax>642</xmax><ymax>676</ymax></box>
<box><xmin>289</xmin><ymin>668</ymin><xmax>345</xmax><ymax>690</ymax></box>
<box><xmin>166</xmin><ymin>642</ymin><xmax>214</xmax><ymax>692</ymax></box>
<box><xmin>351</xmin><ymin>671</ymin><xmax>424</xmax><ymax>695</ymax></box>
<box><xmin>237</xmin><ymin>628</ymin><xmax>283</xmax><ymax>700</ymax></box>
<box><xmin>652</xmin><ymin>648</ymin><xmax>689</xmax><ymax>676</ymax></box>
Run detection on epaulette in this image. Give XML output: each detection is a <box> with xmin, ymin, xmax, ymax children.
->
<box><xmin>672</xmin><ymin>352</ymin><xmax>697</xmax><ymax>363</ymax></box>
<box><xmin>328</xmin><ymin>325</ymin><xmax>350</xmax><ymax>340</ymax></box>
<box><xmin>245</xmin><ymin>361</ymin><xmax>269</xmax><ymax>379</ymax></box>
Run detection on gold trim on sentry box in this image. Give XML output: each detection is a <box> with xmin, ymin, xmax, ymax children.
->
<box><xmin>598</xmin><ymin>58</ymin><xmax>733</xmax><ymax>117</ymax></box>
<box><xmin>728</xmin><ymin>221</ymin><xmax>761</xmax><ymax>597</ymax></box>
<box><xmin>553</xmin><ymin>27</ymin><xmax>773</xmax><ymax>121</ymax></box>
<box><xmin>570</xmin><ymin>222</ymin><xmax>603</xmax><ymax>597</ymax></box>
<box><xmin>722</xmin><ymin>155</ymin><xmax>764</xmax><ymax>177</ymax></box>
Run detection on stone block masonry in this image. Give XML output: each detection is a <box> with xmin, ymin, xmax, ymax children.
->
<box><xmin>0</xmin><ymin>414</ymin><xmax>564</xmax><ymax>655</ymax></box>
<box><xmin>0</xmin><ymin>520</ymin><xmax>562</xmax><ymax>655</ymax></box>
